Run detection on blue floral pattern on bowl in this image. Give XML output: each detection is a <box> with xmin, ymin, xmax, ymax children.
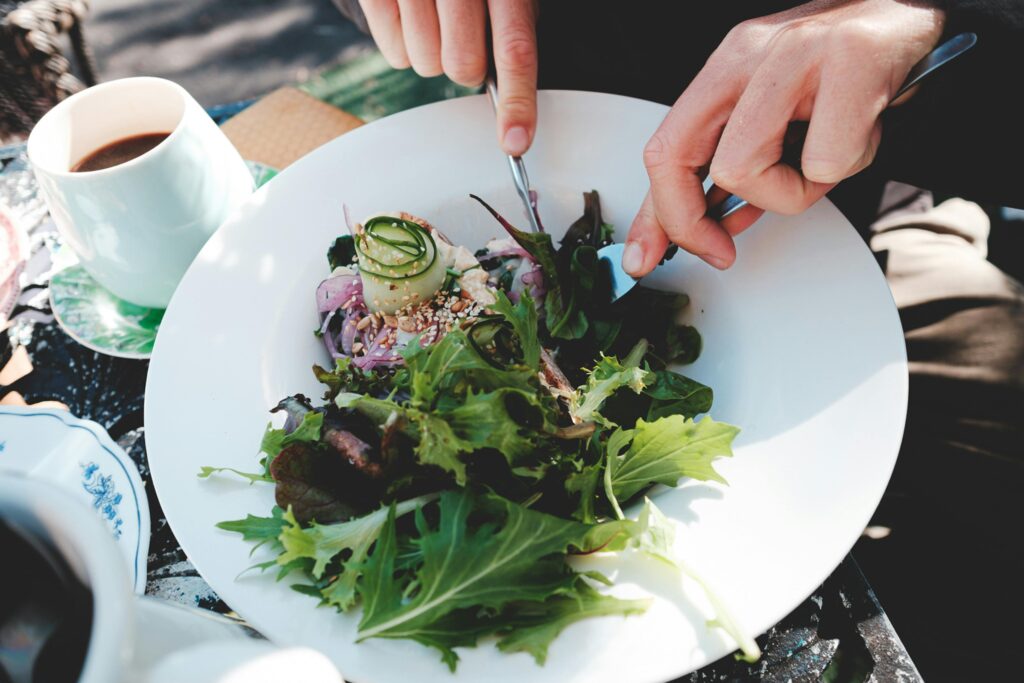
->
<box><xmin>0</xmin><ymin>407</ymin><xmax>150</xmax><ymax>593</ymax></box>
<box><xmin>82</xmin><ymin>461</ymin><xmax>125</xmax><ymax>539</ymax></box>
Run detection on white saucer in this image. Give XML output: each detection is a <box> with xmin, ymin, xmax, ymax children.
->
<box><xmin>0</xmin><ymin>406</ymin><xmax>150</xmax><ymax>593</ymax></box>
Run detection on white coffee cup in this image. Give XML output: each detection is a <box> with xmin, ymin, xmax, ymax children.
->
<box><xmin>27</xmin><ymin>77</ymin><xmax>253</xmax><ymax>309</ymax></box>
<box><xmin>0</xmin><ymin>474</ymin><xmax>345</xmax><ymax>683</ymax></box>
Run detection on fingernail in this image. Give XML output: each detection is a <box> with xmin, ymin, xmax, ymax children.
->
<box><xmin>700</xmin><ymin>253</ymin><xmax>729</xmax><ymax>270</ymax></box>
<box><xmin>622</xmin><ymin>241</ymin><xmax>645</xmax><ymax>276</ymax></box>
<box><xmin>503</xmin><ymin>126</ymin><xmax>529</xmax><ymax>156</ymax></box>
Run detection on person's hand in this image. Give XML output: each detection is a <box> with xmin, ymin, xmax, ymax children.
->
<box><xmin>359</xmin><ymin>0</ymin><xmax>538</xmax><ymax>155</ymax></box>
<box><xmin>622</xmin><ymin>0</ymin><xmax>945</xmax><ymax>276</ymax></box>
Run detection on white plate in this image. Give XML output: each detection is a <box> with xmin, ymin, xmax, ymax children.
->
<box><xmin>0</xmin><ymin>406</ymin><xmax>150</xmax><ymax>593</ymax></box>
<box><xmin>145</xmin><ymin>91</ymin><xmax>907</xmax><ymax>683</ymax></box>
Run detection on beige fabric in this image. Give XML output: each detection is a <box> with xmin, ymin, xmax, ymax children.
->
<box><xmin>855</xmin><ymin>194</ymin><xmax>1024</xmax><ymax>680</ymax></box>
<box><xmin>871</xmin><ymin>198</ymin><xmax>1024</xmax><ymax>396</ymax></box>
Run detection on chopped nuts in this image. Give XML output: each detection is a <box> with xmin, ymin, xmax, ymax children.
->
<box><xmin>344</xmin><ymin>272</ymin><xmax>496</xmax><ymax>356</ymax></box>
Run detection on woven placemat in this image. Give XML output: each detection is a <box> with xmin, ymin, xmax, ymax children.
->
<box><xmin>220</xmin><ymin>87</ymin><xmax>364</xmax><ymax>170</ymax></box>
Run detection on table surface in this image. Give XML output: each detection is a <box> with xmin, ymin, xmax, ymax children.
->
<box><xmin>0</xmin><ymin>132</ymin><xmax>922</xmax><ymax>682</ymax></box>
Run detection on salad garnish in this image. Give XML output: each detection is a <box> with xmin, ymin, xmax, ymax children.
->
<box><xmin>205</xmin><ymin>191</ymin><xmax>759</xmax><ymax>669</ymax></box>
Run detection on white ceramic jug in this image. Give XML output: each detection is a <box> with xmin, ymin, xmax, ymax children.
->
<box><xmin>0</xmin><ymin>473</ymin><xmax>344</xmax><ymax>683</ymax></box>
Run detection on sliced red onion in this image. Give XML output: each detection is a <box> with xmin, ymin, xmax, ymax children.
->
<box><xmin>339</xmin><ymin>312</ymin><xmax>359</xmax><ymax>355</ymax></box>
<box><xmin>318</xmin><ymin>309</ymin><xmax>336</xmax><ymax>337</ymax></box>
<box><xmin>323</xmin><ymin>322</ymin><xmax>341</xmax><ymax>359</ymax></box>
<box><xmin>352</xmin><ymin>353</ymin><xmax>402</xmax><ymax>370</ymax></box>
<box><xmin>521</xmin><ymin>266</ymin><xmax>546</xmax><ymax>302</ymax></box>
<box><xmin>521</xmin><ymin>267</ymin><xmax>544</xmax><ymax>290</ymax></box>
<box><xmin>369</xmin><ymin>324</ymin><xmax>389</xmax><ymax>348</ymax></box>
<box><xmin>316</xmin><ymin>274</ymin><xmax>362</xmax><ymax>314</ymax></box>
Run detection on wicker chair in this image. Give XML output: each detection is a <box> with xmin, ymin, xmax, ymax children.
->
<box><xmin>1</xmin><ymin>0</ymin><xmax>96</xmax><ymax>143</ymax></box>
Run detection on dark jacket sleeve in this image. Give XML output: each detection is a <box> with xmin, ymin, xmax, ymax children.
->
<box><xmin>876</xmin><ymin>0</ymin><xmax>1024</xmax><ymax>208</ymax></box>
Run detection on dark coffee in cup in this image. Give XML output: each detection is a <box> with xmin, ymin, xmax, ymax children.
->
<box><xmin>70</xmin><ymin>132</ymin><xmax>171</xmax><ymax>173</ymax></box>
<box><xmin>0</xmin><ymin>520</ymin><xmax>93</xmax><ymax>683</ymax></box>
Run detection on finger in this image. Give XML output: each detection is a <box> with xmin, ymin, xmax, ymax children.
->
<box><xmin>801</xmin><ymin>61</ymin><xmax>888</xmax><ymax>184</ymax></box>
<box><xmin>397</xmin><ymin>0</ymin><xmax>443</xmax><ymax>76</ymax></box>
<box><xmin>437</xmin><ymin>0</ymin><xmax>487</xmax><ymax>86</ymax></box>
<box><xmin>361</xmin><ymin>0</ymin><xmax>410</xmax><ymax>69</ymax></box>
<box><xmin>641</xmin><ymin>68</ymin><xmax>742</xmax><ymax>270</ymax></box>
<box><xmin>488</xmin><ymin>0</ymin><xmax>538</xmax><ymax>156</ymax></box>
<box><xmin>709</xmin><ymin>56</ymin><xmax>831</xmax><ymax>215</ymax></box>
<box><xmin>706</xmin><ymin>185</ymin><xmax>764</xmax><ymax>237</ymax></box>
<box><xmin>622</xmin><ymin>192</ymin><xmax>671</xmax><ymax>277</ymax></box>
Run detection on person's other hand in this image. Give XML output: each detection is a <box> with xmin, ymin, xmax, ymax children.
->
<box><xmin>359</xmin><ymin>0</ymin><xmax>538</xmax><ymax>155</ymax></box>
<box><xmin>622</xmin><ymin>0</ymin><xmax>945</xmax><ymax>276</ymax></box>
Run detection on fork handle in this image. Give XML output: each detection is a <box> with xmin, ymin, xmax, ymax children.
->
<box><xmin>485</xmin><ymin>76</ymin><xmax>545</xmax><ymax>233</ymax></box>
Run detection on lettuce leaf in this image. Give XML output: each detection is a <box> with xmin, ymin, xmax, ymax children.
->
<box><xmin>197</xmin><ymin>466</ymin><xmax>272</xmax><ymax>483</ymax></box>
<box><xmin>339</xmin><ymin>312</ymin><xmax>558</xmax><ymax>483</ymax></box>
<box><xmin>444</xmin><ymin>387</ymin><xmax>551</xmax><ymax>465</ymax></box>
<box><xmin>276</xmin><ymin>496</ymin><xmax>434</xmax><ymax>610</ymax></box>
<box><xmin>337</xmin><ymin>393</ymin><xmax>472</xmax><ymax>484</ymax></box>
<box><xmin>268</xmin><ymin>443</ymin><xmax>360</xmax><ymax>524</ymax></box>
<box><xmin>608</xmin><ymin>415</ymin><xmax>739</xmax><ymax>504</ymax></box>
<box><xmin>571</xmin><ymin>355</ymin><xmax>651</xmax><ymax>426</ymax></box>
<box><xmin>470</xmin><ymin>193</ymin><xmax>588</xmax><ymax>340</ymax></box>
<box><xmin>313</xmin><ymin>357</ymin><xmax>392</xmax><ymax>401</ymax></box>
<box><xmin>494</xmin><ymin>580</ymin><xmax>649</xmax><ymax>664</ymax></box>
<box><xmin>489</xmin><ymin>290</ymin><xmax>541</xmax><ymax>369</ymax></box>
<box><xmin>565</xmin><ymin>463</ymin><xmax>603</xmax><ymax>524</ymax></box>
<box><xmin>643</xmin><ymin>371</ymin><xmax>713</xmax><ymax>421</ymax></box>
<box><xmin>258</xmin><ymin>410</ymin><xmax>324</xmax><ymax>474</ymax></box>
<box><xmin>400</xmin><ymin>328</ymin><xmax>537</xmax><ymax>408</ymax></box>
<box><xmin>358</xmin><ymin>492</ymin><xmax>587</xmax><ymax>644</ymax></box>
<box><xmin>558</xmin><ymin>190</ymin><xmax>612</xmax><ymax>258</ymax></box>
<box><xmin>216</xmin><ymin>506</ymin><xmax>288</xmax><ymax>552</ymax></box>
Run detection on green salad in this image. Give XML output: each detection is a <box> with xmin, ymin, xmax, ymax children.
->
<box><xmin>203</xmin><ymin>191</ymin><xmax>759</xmax><ymax>670</ymax></box>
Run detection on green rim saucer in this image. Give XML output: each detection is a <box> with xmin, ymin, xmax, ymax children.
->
<box><xmin>48</xmin><ymin>160</ymin><xmax>277</xmax><ymax>359</ymax></box>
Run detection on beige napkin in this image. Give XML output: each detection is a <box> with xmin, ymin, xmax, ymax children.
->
<box><xmin>219</xmin><ymin>87</ymin><xmax>364</xmax><ymax>170</ymax></box>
